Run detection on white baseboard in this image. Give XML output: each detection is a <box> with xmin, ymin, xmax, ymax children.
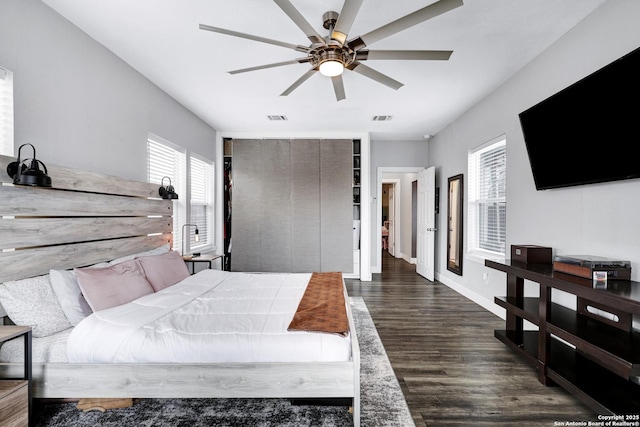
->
<box><xmin>435</xmin><ymin>273</ymin><xmax>505</xmax><ymax>319</ymax></box>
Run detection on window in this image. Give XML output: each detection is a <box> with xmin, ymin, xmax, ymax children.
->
<box><xmin>468</xmin><ymin>136</ymin><xmax>506</xmax><ymax>257</ymax></box>
<box><xmin>147</xmin><ymin>135</ymin><xmax>186</xmax><ymax>251</ymax></box>
<box><xmin>190</xmin><ymin>154</ymin><xmax>214</xmax><ymax>250</ymax></box>
<box><xmin>0</xmin><ymin>67</ymin><xmax>14</xmax><ymax>156</ymax></box>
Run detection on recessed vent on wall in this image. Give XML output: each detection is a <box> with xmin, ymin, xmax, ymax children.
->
<box><xmin>267</xmin><ymin>115</ymin><xmax>288</xmax><ymax>121</ymax></box>
<box><xmin>372</xmin><ymin>115</ymin><xmax>392</xmax><ymax>121</ymax></box>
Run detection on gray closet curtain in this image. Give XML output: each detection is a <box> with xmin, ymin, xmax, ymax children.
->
<box><xmin>232</xmin><ymin>138</ymin><xmax>352</xmax><ymax>273</ymax></box>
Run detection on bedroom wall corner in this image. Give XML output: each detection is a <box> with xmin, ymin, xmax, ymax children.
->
<box><xmin>0</xmin><ymin>0</ymin><xmax>217</xmax><ymax>182</ymax></box>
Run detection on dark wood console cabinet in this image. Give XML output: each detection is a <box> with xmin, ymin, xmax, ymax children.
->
<box><xmin>486</xmin><ymin>258</ymin><xmax>640</xmax><ymax>415</ymax></box>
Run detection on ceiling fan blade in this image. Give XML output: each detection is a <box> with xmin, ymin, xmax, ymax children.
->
<box><xmin>199</xmin><ymin>24</ymin><xmax>310</xmax><ymax>53</ymax></box>
<box><xmin>331</xmin><ymin>75</ymin><xmax>346</xmax><ymax>101</ymax></box>
<box><xmin>273</xmin><ymin>0</ymin><xmax>325</xmax><ymax>45</ymax></box>
<box><xmin>229</xmin><ymin>58</ymin><xmax>310</xmax><ymax>75</ymax></box>
<box><xmin>357</xmin><ymin>50</ymin><xmax>453</xmax><ymax>61</ymax></box>
<box><xmin>348</xmin><ymin>0</ymin><xmax>463</xmax><ymax>50</ymax></box>
<box><xmin>349</xmin><ymin>62</ymin><xmax>403</xmax><ymax>90</ymax></box>
<box><xmin>332</xmin><ymin>0</ymin><xmax>364</xmax><ymax>45</ymax></box>
<box><xmin>280</xmin><ymin>69</ymin><xmax>317</xmax><ymax>96</ymax></box>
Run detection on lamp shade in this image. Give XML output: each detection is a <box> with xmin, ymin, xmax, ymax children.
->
<box><xmin>182</xmin><ymin>223</ymin><xmax>200</xmax><ymax>257</ymax></box>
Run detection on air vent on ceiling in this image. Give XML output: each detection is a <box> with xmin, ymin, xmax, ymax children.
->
<box><xmin>372</xmin><ymin>115</ymin><xmax>392</xmax><ymax>121</ymax></box>
<box><xmin>267</xmin><ymin>115</ymin><xmax>288</xmax><ymax>121</ymax></box>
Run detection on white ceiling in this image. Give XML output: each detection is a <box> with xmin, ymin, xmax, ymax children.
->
<box><xmin>42</xmin><ymin>0</ymin><xmax>607</xmax><ymax>141</ymax></box>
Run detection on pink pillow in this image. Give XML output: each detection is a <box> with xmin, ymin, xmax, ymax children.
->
<box><xmin>75</xmin><ymin>259</ymin><xmax>154</xmax><ymax>311</ymax></box>
<box><xmin>136</xmin><ymin>250</ymin><xmax>190</xmax><ymax>292</ymax></box>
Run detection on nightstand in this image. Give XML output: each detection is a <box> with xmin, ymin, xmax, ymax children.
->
<box><xmin>0</xmin><ymin>326</ymin><xmax>31</xmax><ymax>427</ymax></box>
<box><xmin>183</xmin><ymin>253</ymin><xmax>225</xmax><ymax>274</ymax></box>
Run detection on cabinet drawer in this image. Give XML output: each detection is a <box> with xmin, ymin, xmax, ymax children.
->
<box><xmin>0</xmin><ymin>381</ymin><xmax>28</xmax><ymax>427</ymax></box>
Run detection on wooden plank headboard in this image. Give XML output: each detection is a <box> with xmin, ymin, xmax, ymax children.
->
<box><xmin>0</xmin><ymin>154</ymin><xmax>173</xmax><ymax>283</ymax></box>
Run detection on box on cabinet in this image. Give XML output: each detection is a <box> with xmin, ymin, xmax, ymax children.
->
<box><xmin>510</xmin><ymin>245</ymin><xmax>552</xmax><ymax>264</ymax></box>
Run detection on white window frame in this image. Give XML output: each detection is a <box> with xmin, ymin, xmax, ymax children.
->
<box><xmin>0</xmin><ymin>66</ymin><xmax>14</xmax><ymax>157</ymax></box>
<box><xmin>467</xmin><ymin>135</ymin><xmax>507</xmax><ymax>259</ymax></box>
<box><xmin>189</xmin><ymin>153</ymin><xmax>214</xmax><ymax>252</ymax></box>
<box><xmin>147</xmin><ymin>134</ymin><xmax>186</xmax><ymax>252</ymax></box>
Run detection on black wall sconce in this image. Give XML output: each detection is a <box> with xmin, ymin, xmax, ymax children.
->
<box><xmin>159</xmin><ymin>176</ymin><xmax>178</xmax><ymax>199</ymax></box>
<box><xmin>6</xmin><ymin>143</ymin><xmax>52</xmax><ymax>187</ymax></box>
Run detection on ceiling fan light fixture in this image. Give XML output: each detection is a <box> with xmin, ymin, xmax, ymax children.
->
<box><xmin>319</xmin><ymin>59</ymin><xmax>344</xmax><ymax>77</ymax></box>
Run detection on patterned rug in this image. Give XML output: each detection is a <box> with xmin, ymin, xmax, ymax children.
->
<box><xmin>33</xmin><ymin>297</ymin><xmax>414</xmax><ymax>427</ymax></box>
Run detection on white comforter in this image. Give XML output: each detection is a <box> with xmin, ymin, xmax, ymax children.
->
<box><xmin>67</xmin><ymin>269</ymin><xmax>351</xmax><ymax>363</ymax></box>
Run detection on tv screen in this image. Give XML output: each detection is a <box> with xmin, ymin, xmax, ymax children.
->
<box><xmin>519</xmin><ymin>46</ymin><xmax>640</xmax><ymax>190</ymax></box>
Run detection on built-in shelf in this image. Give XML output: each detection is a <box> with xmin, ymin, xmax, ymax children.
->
<box><xmin>351</xmin><ymin>139</ymin><xmax>361</xmax><ymax>278</ymax></box>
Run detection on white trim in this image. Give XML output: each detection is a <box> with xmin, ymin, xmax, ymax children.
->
<box><xmin>189</xmin><ymin>154</ymin><xmax>215</xmax><ymax>253</ymax></box>
<box><xmin>436</xmin><ymin>271</ymin><xmax>505</xmax><ymax>319</ymax></box>
<box><xmin>0</xmin><ymin>66</ymin><xmax>14</xmax><ymax>157</ymax></box>
<box><xmin>467</xmin><ymin>135</ymin><xmax>507</xmax><ymax>257</ymax></box>
<box><xmin>148</xmin><ymin>132</ymin><xmax>185</xmax><ymax>154</ymax></box>
<box><xmin>374</xmin><ymin>167</ymin><xmax>424</xmax><ymax>274</ymax></box>
<box><xmin>469</xmin><ymin>133</ymin><xmax>507</xmax><ymax>154</ymax></box>
<box><xmin>381</xmin><ymin>178</ymin><xmax>400</xmax><ymax>259</ymax></box>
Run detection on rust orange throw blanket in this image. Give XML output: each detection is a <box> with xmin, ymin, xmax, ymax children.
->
<box><xmin>287</xmin><ymin>272</ymin><xmax>349</xmax><ymax>337</ymax></box>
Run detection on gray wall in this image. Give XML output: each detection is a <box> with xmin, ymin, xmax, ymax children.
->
<box><xmin>0</xmin><ymin>0</ymin><xmax>216</xmax><ymax>182</ymax></box>
<box><xmin>427</xmin><ymin>0</ymin><xmax>640</xmax><ymax>309</ymax></box>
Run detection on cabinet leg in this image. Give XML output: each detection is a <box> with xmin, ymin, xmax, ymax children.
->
<box><xmin>538</xmin><ymin>284</ymin><xmax>552</xmax><ymax>386</ymax></box>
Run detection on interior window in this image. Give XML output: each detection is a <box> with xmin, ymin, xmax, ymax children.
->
<box><xmin>190</xmin><ymin>154</ymin><xmax>214</xmax><ymax>251</ymax></box>
<box><xmin>147</xmin><ymin>135</ymin><xmax>186</xmax><ymax>251</ymax></box>
<box><xmin>0</xmin><ymin>66</ymin><xmax>14</xmax><ymax>157</ymax></box>
<box><xmin>468</xmin><ymin>136</ymin><xmax>507</xmax><ymax>258</ymax></box>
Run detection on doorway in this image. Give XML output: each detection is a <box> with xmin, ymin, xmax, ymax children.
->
<box><xmin>376</xmin><ymin>167</ymin><xmax>423</xmax><ymax>274</ymax></box>
<box><xmin>381</xmin><ymin>182</ymin><xmax>397</xmax><ymax>257</ymax></box>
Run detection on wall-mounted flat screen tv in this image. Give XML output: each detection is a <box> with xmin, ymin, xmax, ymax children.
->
<box><xmin>519</xmin><ymin>46</ymin><xmax>640</xmax><ymax>190</ymax></box>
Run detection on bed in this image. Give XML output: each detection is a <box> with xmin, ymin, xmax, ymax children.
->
<box><xmin>0</xmin><ymin>154</ymin><xmax>360</xmax><ymax>426</ymax></box>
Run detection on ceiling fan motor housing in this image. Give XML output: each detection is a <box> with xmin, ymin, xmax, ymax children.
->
<box><xmin>322</xmin><ymin>11</ymin><xmax>339</xmax><ymax>30</ymax></box>
<box><xmin>310</xmin><ymin>45</ymin><xmax>354</xmax><ymax>71</ymax></box>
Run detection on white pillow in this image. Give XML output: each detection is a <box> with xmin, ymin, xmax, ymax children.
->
<box><xmin>0</xmin><ymin>275</ymin><xmax>73</xmax><ymax>337</ymax></box>
<box><xmin>49</xmin><ymin>262</ymin><xmax>109</xmax><ymax>326</ymax></box>
<box><xmin>109</xmin><ymin>243</ymin><xmax>170</xmax><ymax>265</ymax></box>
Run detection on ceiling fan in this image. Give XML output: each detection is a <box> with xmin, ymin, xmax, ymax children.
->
<box><xmin>200</xmin><ymin>0</ymin><xmax>462</xmax><ymax>101</ymax></box>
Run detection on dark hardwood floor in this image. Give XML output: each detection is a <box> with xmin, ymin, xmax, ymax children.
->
<box><xmin>346</xmin><ymin>251</ymin><xmax>594</xmax><ymax>427</ymax></box>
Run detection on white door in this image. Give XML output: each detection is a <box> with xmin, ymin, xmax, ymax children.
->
<box><xmin>388</xmin><ymin>184</ymin><xmax>395</xmax><ymax>256</ymax></box>
<box><xmin>416</xmin><ymin>167</ymin><xmax>436</xmax><ymax>281</ymax></box>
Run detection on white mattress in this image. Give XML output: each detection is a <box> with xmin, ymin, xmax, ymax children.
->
<box><xmin>67</xmin><ymin>269</ymin><xmax>351</xmax><ymax>363</ymax></box>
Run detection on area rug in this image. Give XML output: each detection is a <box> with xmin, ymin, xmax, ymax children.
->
<box><xmin>33</xmin><ymin>297</ymin><xmax>414</xmax><ymax>427</ymax></box>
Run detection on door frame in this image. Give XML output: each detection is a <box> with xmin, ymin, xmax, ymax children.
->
<box><xmin>382</xmin><ymin>179</ymin><xmax>400</xmax><ymax>258</ymax></box>
<box><xmin>374</xmin><ymin>167</ymin><xmax>425</xmax><ymax>274</ymax></box>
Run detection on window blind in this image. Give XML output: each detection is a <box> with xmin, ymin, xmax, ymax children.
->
<box><xmin>468</xmin><ymin>137</ymin><xmax>506</xmax><ymax>256</ymax></box>
<box><xmin>0</xmin><ymin>67</ymin><xmax>14</xmax><ymax>157</ymax></box>
<box><xmin>147</xmin><ymin>136</ymin><xmax>186</xmax><ymax>251</ymax></box>
<box><xmin>190</xmin><ymin>155</ymin><xmax>213</xmax><ymax>249</ymax></box>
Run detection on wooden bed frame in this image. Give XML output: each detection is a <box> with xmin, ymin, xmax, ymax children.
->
<box><xmin>0</xmin><ymin>154</ymin><xmax>360</xmax><ymax>426</ymax></box>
